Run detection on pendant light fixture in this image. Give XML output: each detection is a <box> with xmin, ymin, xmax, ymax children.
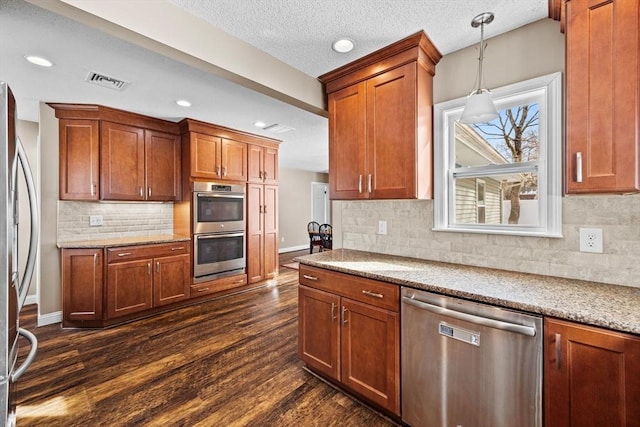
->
<box><xmin>460</xmin><ymin>12</ymin><xmax>499</xmax><ymax>124</ymax></box>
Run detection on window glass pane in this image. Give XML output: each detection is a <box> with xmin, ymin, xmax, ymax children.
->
<box><xmin>455</xmin><ymin>103</ymin><xmax>539</xmax><ymax>168</ymax></box>
<box><xmin>454</xmin><ymin>172</ymin><xmax>539</xmax><ymax>226</ymax></box>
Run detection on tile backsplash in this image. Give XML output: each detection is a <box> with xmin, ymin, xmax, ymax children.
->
<box><xmin>339</xmin><ymin>194</ymin><xmax>640</xmax><ymax>288</ymax></box>
<box><xmin>57</xmin><ymin>201</ymin><xmax>174</xmax><ymax>242</ymax></box>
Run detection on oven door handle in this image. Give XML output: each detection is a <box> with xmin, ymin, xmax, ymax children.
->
<box><xmin>196</xmin><ymin>232</ymin><xmax>245</xmax><ymax>240</ymax></box>
<box><xmin>195</xmin><ymin>193</ymin><xmax>245</xmax><ymax>199</ymax></box>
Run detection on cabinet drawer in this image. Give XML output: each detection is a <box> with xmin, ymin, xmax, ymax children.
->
<box><xmin>107</xmin><ymin>242</ymin><xmax>189</xmax><ymax>263</ymax></box>
<box><xmin>299</xmin><ymin>265</ymin><xmax>399</xmax><ymax>312</ymax></box>
<box><xmin>191</xmin><ymin>274</ymin><xmax>247</xmax><ymax>298</ymax></box>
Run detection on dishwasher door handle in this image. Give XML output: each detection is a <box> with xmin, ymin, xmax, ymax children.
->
<box><xmin>402</xmin><ymin>296</ymin><xmax>537</xmax><ymax>337</ymax></box>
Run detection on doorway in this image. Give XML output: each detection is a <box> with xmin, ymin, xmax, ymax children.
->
<box><xmin>311</xmin><ymin>182</ymin><xmax>330</xmax><ymax>224</ymax></box>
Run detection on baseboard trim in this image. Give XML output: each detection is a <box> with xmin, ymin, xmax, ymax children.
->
<box><xmin>38</xmin><ymin>311</ymin><xmax>62</xmax><ymax>327</ymax></box>
<box><xmin>279</xmin><ymin>244</ymin><xmax>308</xmax><ymax>253</ymax></box>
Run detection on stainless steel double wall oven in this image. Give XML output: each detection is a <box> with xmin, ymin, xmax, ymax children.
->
<box><xmin>192</xmin><ymin>182</ymin><xmax>245</xmax><ymax>282</ymax></box>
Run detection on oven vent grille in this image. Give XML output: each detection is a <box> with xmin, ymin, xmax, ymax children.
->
<box><xmin>85</xmin><ymin>71</ymin><xmax>130</xmax><ymax>91</ymax></box>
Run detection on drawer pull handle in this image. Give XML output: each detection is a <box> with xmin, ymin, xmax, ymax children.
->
<box><xmin>195</xmin><ymin>288</ymin><xmax>210</xmax><ymax>293</ymax></box>
<box><xmin>575</xmin><ymin>152</ymin><xmax>582</xmax><ymax>183</ymax></box>
<box><xmin>331</xmin><ymin>302</ymin><xmax>337</xmax><ymax>320</ymax></box>
<box><xmin>170</xmin><ymin>247</ymin><xmax>185</xmax><ymax>251</ymax></box>
<box><xmin>554</xmin><ymin>333</ymin><xmax>562</xmax><ymax>369</ymax></box>
<box><xmin>117</xmin><ymin>252</ymin><xmax>133</xmax><ymax>257</ymax></box>
<box><xmin>342</xmin><ymin>306</ymin><xmax>348</xmax><ymax>324</ymax></box>
<box><xmin>303</xmin><ymin>274</ymin><xmax>318</xmax><ymax>281</ymax></box>
<box><xmin>362</xmin><ymin>290</ymin><xmax>383</xmax><ymax>299</ymax></box>
<box><xmin>233</xmin><ymin>279</ymin><xmax>245</xmax><ymax>284</ymax></box>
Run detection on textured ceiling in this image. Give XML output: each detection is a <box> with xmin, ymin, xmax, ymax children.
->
<box><xmin>1</xmin><ymin>0</ymin><xmax>549</xmax><ymax>172</ymax></box>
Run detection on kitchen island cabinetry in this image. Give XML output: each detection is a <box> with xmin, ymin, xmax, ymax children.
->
<box><xmin>319</xmin><ymin>31</ymin><xmax>441</xmax><ymax>200</ymax></box>
<box><xmin>58</xmin><ymin>119</ymin><xmax>100</xmax><ymax>200</ymax></box>
<box><xmin>545</xmin><ymin>318</ymin><xmax>640</xmax><ymax>427</ymax></box>
<box><xmin>61</xmin><ymin>248</ymin><xmax>103</xmax><ymax>326</ymax></box>
<box><xmin>298</xmin><ymin>265</ymin><xmax>400</xmax><ymax>416</ymax></box>
<box><xmin>565</xmin><ymin>0</ymin><xmax>640</xmax><ymax>193</ymax></box>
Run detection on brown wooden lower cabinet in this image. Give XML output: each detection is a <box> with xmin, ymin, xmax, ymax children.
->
<box><xmin>61</xmin><ymin>242</ymin><xmax>191</xmax><ymax>327</ymax></box>
<box><xmin>545</xmin><ymin>318</ymin><xmax>640</xmax><ymax>427</ymax></box>
<box><xmin>61</xmin><ymin>248</ymin><xmax>103</xmax><ymax>326</ymax></box>
<box><xmin>298</xmin><ymin>265</ymin><xmax>400</xmax><ymax>416</ymax></box>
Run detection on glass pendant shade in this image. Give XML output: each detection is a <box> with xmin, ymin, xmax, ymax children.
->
<box><xmin>460</xmin><ymin>90</ymin><xmax>499</xmax><ymax>124</ymax></box>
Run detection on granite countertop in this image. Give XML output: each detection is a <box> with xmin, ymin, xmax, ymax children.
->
<box><xmin>57</xmin><ymin>234</ymin><xmax>191</xmax><ymax>249</ymax></box>
<box><xmin>296</xmin><ymin>249</ymin><xmax>640</xmax><ymax>335</ymax></box>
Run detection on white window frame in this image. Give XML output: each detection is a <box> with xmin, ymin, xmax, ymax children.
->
<box><xmin>433</xmin><ymin>72</ymin><xmax>563</xmax><ymax>238</ymax></box>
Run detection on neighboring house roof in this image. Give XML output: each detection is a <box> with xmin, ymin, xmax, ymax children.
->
<box><xmin>454</xmin><ymin>122</ymin><xmax>508</xmax><ymax>167</ymax></box>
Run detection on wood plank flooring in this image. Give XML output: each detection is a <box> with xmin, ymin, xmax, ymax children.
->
<box><xmin>15</xmin><ymin>250</ymin><xmax>398</xmax><ymax>426</ymax></box>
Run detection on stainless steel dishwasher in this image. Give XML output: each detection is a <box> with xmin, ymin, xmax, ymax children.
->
<box><xmin>401</xmin><ymin>287</ymin><xmax>542</xmax><ymax>427</ymax></box>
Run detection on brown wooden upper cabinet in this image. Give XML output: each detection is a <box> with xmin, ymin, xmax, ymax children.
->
<box><xmin>58</xmin><ymin>119</ymin><xmax>100</xmax><ymax>200</ymax></box>
<box><xmin>186</xmin><ymin>132</ymin><xmax>247</xmax><ymax>182</ymax></box>
<box><xmin>101</xmin><ymin>122</ymin><xmax>181</xmax><ymax>201</ymax></box>
<box><xmin>248</xmin><ymin>144</ymin><xmax>278</xmax><ymax>184</ymax></box>
<box><xmin>319</xmin><ymin>31</ymin><xmax>441</xmax><ymax>200</ymax></box>
<box><xmin>51</xmin><ymin>104</ymin><xmax>182</xmax><ymax>202</ymax></box>
<box><xmin>564</xmin><ymin>0</ymin><xmax>640</xmax><ymax>193</ymax></box>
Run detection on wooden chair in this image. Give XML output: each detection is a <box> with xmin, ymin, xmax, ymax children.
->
<box><xmin>308</xmin><ymin>221</ymin><xmax>323</xmax><ymax>254</ymax></box>
<box><xmin>319</xmin><ymin>223</ymin><xmax>332</xmax><ymax>251</ymax></box>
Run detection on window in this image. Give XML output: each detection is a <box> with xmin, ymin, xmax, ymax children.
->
<box><xmin>434</xmin><ymin>72</ymin><xmax>562</xmax><ymax>237</ymax></box>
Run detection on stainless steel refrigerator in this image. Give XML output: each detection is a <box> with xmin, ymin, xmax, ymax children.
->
<box><xmin>1</xmin><ymin>82</ymin><xmax>39</xmax><ymax>426</ymax></box>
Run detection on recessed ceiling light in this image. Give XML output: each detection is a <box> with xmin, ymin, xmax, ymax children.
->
<box><xmin>176</xmin><ymin>99</ymin><xmax>191</xmax><ymax>107</ymax></box>
<box><xmin>332</xmin><ymin>38</ymin><xmax>354</xmax><ymax>53</ymax></box>
<box><xmin>25</xmin><ymin>55</ymin><xmax>53</xmax><ymax>67</ymax></box>
<box><xmin>253</xmin><ymin>121</ymin><xmax>267</xmax><ymax>128</ymax></box>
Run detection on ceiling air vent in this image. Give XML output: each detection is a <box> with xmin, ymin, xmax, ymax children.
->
<box><xmin>263</xmin><ymin>124</ymin><xmax>295</xmax><ymax>134</ymax></box>
<box><xmin>85</xmin><ymin>71</ymin><xmax>130</xmax><ymax>91</ymax></box>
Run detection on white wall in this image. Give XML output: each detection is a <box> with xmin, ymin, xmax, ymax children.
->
<box><xmin>336</xmin><ymin>19</ymin><xmax>640</xmax><ymax>288</ymax></box>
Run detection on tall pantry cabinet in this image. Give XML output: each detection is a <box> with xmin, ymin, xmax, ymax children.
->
<box><xmin>319</xmin><ymin>31</ymin><xmax>441</xmax><ymax>200</ymax></box>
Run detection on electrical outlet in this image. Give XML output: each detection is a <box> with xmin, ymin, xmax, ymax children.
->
<box><xmin>89</xmin><ymin>215</ymin><xmax>103</xmax><ymax>227</ymax></box>
<box><xmin>579</xmin><ymin>227</ymin><xmax>603</xmax><ymax>253</ymax></box>
<box><xmin>378</xmin><ymin>220</ymin><xmax>387</xmax><ymax>235</ymax></box>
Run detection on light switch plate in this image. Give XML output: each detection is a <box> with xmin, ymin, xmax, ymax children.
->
<box><xmin>89</xmin><ymin>215</ymin><xmax>103</xmax><ymax>226</ymax></box>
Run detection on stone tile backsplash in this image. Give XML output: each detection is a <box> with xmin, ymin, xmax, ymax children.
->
<box><xmin>57</xmin><ymin>201</ymin><xmax>174</xmax><ymax>242</ymax></box>
<box><xmin>339</xmin><ymin>194</ymin><xmax>640</xmax><ymax>288</ymax></box>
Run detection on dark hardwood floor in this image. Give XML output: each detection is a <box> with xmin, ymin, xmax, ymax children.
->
<box><xmin>15</xmin><ymin>250</ymin><xmax>398</xmax><ymax>426</ymax></box>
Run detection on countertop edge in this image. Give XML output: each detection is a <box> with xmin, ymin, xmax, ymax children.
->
<box><xmin>57</xmin><ymin>235</ymin><xmax>191</xmax><ymax>249</ymax></box>
<box><xmin>296</xmin><ymin>250</ymin><xmax>640</xmax><ymax>336</ymax></box>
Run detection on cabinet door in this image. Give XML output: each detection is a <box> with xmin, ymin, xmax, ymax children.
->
<box><xmin>298</xmin><ymin>285</ymin><xmax>341</xmax><ymax>381</ymax></box>
<box><xmin>61</xmin><ymin>248</ymin><xmax>103</xmax><ymax>323</ymax></box>
<box><xmin>190</xmin><ymin>132</ymin><xmax>221</xmax><ymax>179</ymax></box>
<box><xmin>106</xmin><ymin>259</ymin><xmax>153</xmax><ymax>318</ymax></box>
<box><xmin>59</xmin><ymin>119</ymin><xmax>99</xmax><ymax>200</ymax></box>
<box><xmin>566</xmin><ymin>0</ymin><xmax>640</xmax><ymax>193</ymax></box>
<box><xmin>101</xmin><ymin>122</ymin><xmax>145</xmax><ymax>200</ymax></box>
<box><xmin>263</xmin><ymin>147</ymin><xmax>278</xmax><ymax>184</ymax></box>
<box><xmin>246</xmin><ymin>183</ymin><xmax>264</xmax><ymax>284</ymax></box>
<box><xmin>153</xmin><ymin>253</ymin><xmax>190</xmax><ymax>306</ymax></box>
<box><xmin>145</xmin><ymin>130</ymin><xmax>180</xmax><ymax>201</ymax></box>
<box><xmin>366</xmin><ymin>62</ymin><xmax>417</xmax><ymax>199</ymax></box>
<box><xmin>263</xmin><ymin>185</ymin><xmax>278</xmax><ymax>280</ymax></box>
<box><xmin>545</xmin><ymin>318</ymin><xmax>640</xmax><ymax>427</ymax></box>
<box><xmin>247</xmin><ymin>144</ymin><xmax>264</xmax><ymax>183</ymax></box>
<box><xmin>341</xmin><ymin>298</ymin><xmax>400</xmax><ymax>415</ymax></box>
<box><xmin>328</xmin><ymin>82</ymin><xmax>367</xmax><ymax>200</ymax></box>
<box><xmin>221</xmin><ymin>139</ymin><xmax>247</xmax><ymax>181</ymax></box>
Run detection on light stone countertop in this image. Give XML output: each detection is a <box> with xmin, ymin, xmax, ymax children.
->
<box><xmin>57</xmin><ymin>234</ymin><xmax>190</xmax><ymax>249</ymax></box>
<box><xmin>296</xmin><ymin>249</ymin><xmax>640</xmax><ymax>335</ymax></box>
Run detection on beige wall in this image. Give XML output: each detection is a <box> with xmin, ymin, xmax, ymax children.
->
<box><xmin>16</xmin><ymin>119</ymin><xmax>38</xmax><ymax>299</ymax></box>
<box><xmin>337</xmin><ymin>19</ymin><xmax>640</xmax><ymax>288</ymax></box>
<box><xmin>39</xmin><ymin>103</ymin><xmax>60</xmax><ymax>321</ymax></box>
<box><xmin>278</xmin><ymin>167</ymin><xmax>329</xmax><ymax>252</ymax></box>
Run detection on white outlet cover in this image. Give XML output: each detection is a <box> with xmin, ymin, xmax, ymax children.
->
<box><xmin>579</xmin><ymin>227</ymin><xmax>603</xmax><ymax>253</ymax></box>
